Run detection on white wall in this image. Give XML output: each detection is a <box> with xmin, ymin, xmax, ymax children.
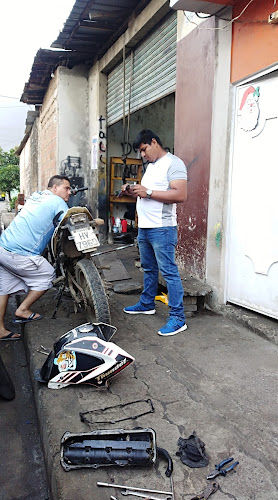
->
<box><xmin>19</xmin><ymin>137</ymin><xmax>30</xmax><ymax>196</ymax></box>
<box><xmin>57</xmin><ymin>66</ymin><xmax>90</xmax><ymax>192</ymax></box>
<box><xmin>206</xmin><ymin>17</ymin><xmax>232</xmax><ymax>307</ymax></box>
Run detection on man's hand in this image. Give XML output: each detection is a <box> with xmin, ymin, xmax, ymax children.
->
<box><xmin>129</xmin><ymin>184</ymin><xmax>148</xmax><ymax>198</ymax></box>
<box><xmin>121</xmin><ymin>184</ymin><xmax>137</xmax><ymax>198</ymax></box>
<box><xmin>121</xmin><ymin>180</ymin><xmax>187</xmax><ymax>203</ymax></box>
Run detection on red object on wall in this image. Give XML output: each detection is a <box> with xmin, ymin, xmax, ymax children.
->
<box><xmin>121</xmin><ymin>219</ymin><xmax>127</xmax><ymax>233</ymax></box>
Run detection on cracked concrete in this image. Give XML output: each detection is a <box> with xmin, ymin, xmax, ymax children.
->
<box><xmin>19</xmin><ymin>246</ymin><xmax>278</xmax><ymax>500</ymax></box>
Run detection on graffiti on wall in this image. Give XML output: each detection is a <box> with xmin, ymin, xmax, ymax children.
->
<box><xmin>61</xmin><ymin>155</ymin><xmax>85</xmax><ymax>207</ymax></box>
<box><xmin>95</xmin><ymin>115</ymin><xmax>107</xmax><ymax>219</ymax></box>
<box><xmin>91</xmin><ymin>115</ymin><xmax>107</xmax><ymax>171</ymax></box>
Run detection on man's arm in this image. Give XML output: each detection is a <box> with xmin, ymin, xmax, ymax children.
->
<box><xmin>126</xmin><ymin>179</ymin><xmax>187</xmax><ymax>203</ymax></box>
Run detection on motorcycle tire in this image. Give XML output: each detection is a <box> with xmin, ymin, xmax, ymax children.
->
<box><xmin>0</xmin><ymin>353</ymin><xmax>15</xmax><ymax>401</ymax></box>
<box><xmin>75</xmin><ymin>259</ymin><xmax>111</xmax><ymax>324</ymax></box>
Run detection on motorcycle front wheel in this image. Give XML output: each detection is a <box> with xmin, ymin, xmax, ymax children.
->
<box><xmin>75</xmin><ymin>258</ymin><xmax>111</xmax><ymax>324</ymax></box>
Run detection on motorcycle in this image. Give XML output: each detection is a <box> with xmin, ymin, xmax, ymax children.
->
<box><xmin>48</xmin><ymin>188</ymin><xmax>111</xmax><ymax>324</ymax></box>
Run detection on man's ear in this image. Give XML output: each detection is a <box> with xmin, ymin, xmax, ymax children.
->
<box><xmin>151</xmin><ymin>138</ymin><xmax>157</xmax><ymax>146</ymax></box>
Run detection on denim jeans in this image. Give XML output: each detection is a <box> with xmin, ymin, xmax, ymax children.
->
<box><xmin>137</xmin><ymin>227</ymin><xmax>185</xmax><ymax>321</ymax></box>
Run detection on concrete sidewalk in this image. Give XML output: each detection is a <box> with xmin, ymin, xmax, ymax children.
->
<box><xmin>22</xmin><ymin>246</ymin><xmax>278</xmax><ymax>500</ymax></box>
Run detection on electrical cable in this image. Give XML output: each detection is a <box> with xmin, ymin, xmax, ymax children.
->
<box><xmin>195</xmin><ymin>3</ymin><xmax>232</xmax><ymax>19</ymax></box>
<box><xmin>0</xmin><ymin>94</ymin><xmax>20</xmax><ymax>100</ymax></box>
<box><xmin>184</xmin><ymin>0</ymin><xmax>255</xmax><ymax>30</ymax></box>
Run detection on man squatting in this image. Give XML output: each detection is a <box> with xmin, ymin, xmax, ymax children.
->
<box><xmin>0</xmin><ymin>175</ymin><xmax>71</xmax><ymax>340</ymax></box>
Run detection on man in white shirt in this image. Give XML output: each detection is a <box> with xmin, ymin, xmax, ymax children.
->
<box><xmin>122</xmin><ymin>129</ymin><xmax>187</xmax><ymax>336</ymax></box>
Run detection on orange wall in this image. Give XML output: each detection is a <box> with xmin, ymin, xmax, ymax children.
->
<box><xmin>231</xmin><ymin>0</ymin><xmax>278</xmax><ymax>82</ymax></box>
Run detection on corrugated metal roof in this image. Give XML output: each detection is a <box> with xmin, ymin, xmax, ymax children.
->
<box><xmin>21</xmin><ymin>0</ymin><xmax>153</xmax><ymax>105</ymax></box>
<box><xmin>21</xmin><ymin>48</ymin><xmax>93</xmax><ymax>104</ymax></box>
<box><xmin>51</xmin><ymin>0</ymin><xmax>151</xmax><ymax>57</ymax></box>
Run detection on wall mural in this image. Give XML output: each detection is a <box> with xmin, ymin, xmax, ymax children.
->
<box><xmin>238</xmin><ymin>86</ymin><xmax>260</xmax><ymax>132</ymax></box>
<box><xmin>237</xmin><ymin>85</ymin><xmax>277</xmax><ymax>138</ymax></box>
<box><xmin>61</xmin><ymin>156</ymin><xmax>85</xmax><ymax>207</ymax></box>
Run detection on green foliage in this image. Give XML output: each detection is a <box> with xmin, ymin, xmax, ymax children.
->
<box><xmin>0</xmin><ymin>147</ymin><xmax>19</xmax><ymax>168</ymax></box>
<box><xmin>0</xmin><ymin>165</ymin><xmax>20</xmax><ymax>194</ymax></box>
<box><xmin>9</xmin><ymin>196</ymin><xmax>17</xmax><ymax>210</ymax></box>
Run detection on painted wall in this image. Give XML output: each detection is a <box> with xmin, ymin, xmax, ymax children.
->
<box><xmin>88</xmin><ymin>63</ymin><xmax>108</xmax><ymax>227</ymax></box>
<box><xmin>19</xmin><ymin>119</ymin><xmax>39</xmax><ymax>198</ymax></box>
<box><xmin>205</xmin><ymin>18</ymin><xmax>232</xmax><ymax>307</ymax></box>
<box><xmin>29</xmin><ymin>119</ymin><xmax>39</xmax><ymax>196</ymax></box>
<box><xmin>57</xmin><ymin>66</ymin><xmax>90</xmax><ymax>208</ymax></box>
<box><xmin>175</xmin><ymin>17</ymin><xmax>215</xmax><ymax>279</ymax></box>
<box><xmin>108</xmin><ymin>93</ymin><xmax>175</xmax><ymax>159</ymax></box>
<box><xmin>19</xmin><ymin>138</ymin><xmax>30</xmax><ymax>196</ymax></box>
<box><xmin>231</xmin><ymin>0</ymin><xmax>278</xmax><ymax>83</ymax></box>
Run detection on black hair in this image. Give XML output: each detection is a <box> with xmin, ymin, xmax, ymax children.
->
<box><xmin>47</xmin><ymin>175</ymin><xmax>70</xmax><ymax>188</ymax></box>
<box><xmin>133</xmin><ymin>129</ymin><xmax>163</xmax><ymax>149</ymax></box>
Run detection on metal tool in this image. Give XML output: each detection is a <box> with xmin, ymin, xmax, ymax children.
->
<box><xmin>207</xmin><ymin>457</ymin><xmax>239</xmax><ymax>480</ymax></box>
<box><xmin>170</xmin><ymin>475</ymin><xmax>175</xmax><ymax>500</ymax></box>
<box><xmin>92</xmin><ymin>244</ymin><xmax>135</xmax><ymax>256</ymax></box>
<box><xmin>121</xmin><ymin>490</ymin><xmax>170</xmax><ymax>500</ymax></box>
<box><xmin>97</xmin><ymin>482</ymin><xmax>172</xmax><ymax>496</ymax></box>
<box><xmin>190</xmin><ymin>482</ymin><xmax>219</xmax><ymax>500</ymax></box>
<box><xmin>36</xmin><ymin>345</ymin><xmax>50</xmax><ymax>355</ymax></box>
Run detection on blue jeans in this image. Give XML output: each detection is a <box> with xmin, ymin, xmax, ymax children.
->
<box><xmin>137</xmin><ymin>227</ymin><xmax>185</xmax><ymax>321</ymax></box>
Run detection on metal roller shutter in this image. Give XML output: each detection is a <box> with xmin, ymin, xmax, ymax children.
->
<box><xmin>107</xmin><ymin>12</ymin><xmax>177</xmax><ymax>125</ymax></box>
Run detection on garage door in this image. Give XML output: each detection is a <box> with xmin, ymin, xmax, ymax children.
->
<box><xmin>107</xmin><ymin>12</ymin><xmax>177</xmax><ymax>125</ymax></box>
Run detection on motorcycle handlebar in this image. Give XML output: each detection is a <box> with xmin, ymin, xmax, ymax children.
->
<box><xmin>70</xmin><ymin>186</ymin><xmax>88</xmax><ymax>195</ymax></box>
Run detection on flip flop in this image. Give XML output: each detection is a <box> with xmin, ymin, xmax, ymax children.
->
<box><xmin>0</xmin><ymin>332</ymin><xmax>21</xmax><ymax>341</ymax></box>
<box><xmin>13</xmin><ymin>313</ymin><xmax>43</xmax><ymax>324</ymax></box>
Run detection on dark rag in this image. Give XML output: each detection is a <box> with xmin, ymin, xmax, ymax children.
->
<box><xmin>176</xmin><ymin>431</ymin><xmax>209</xmax><ymax>468</ymax></box>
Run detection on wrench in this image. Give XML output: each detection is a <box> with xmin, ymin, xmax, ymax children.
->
<box><xmin>121</xmin><ymin>490</ymin><xmax>171</xmax><ymax>500</ymax></box>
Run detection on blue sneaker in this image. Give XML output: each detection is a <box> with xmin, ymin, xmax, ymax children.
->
<box><xmin>124</xmin><ymin>302</ymin><xmax>156</xmax><ymax>315</ymax></box>
<box><xmin>158</xmin><ymin>317</ymin><xmax>187</xmax><ymax>336</ymax></box>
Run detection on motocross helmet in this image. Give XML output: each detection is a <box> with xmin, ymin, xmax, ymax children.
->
<box><xmin>36</xmin><ymin>323</ymin><xmax>134</xmax><ymax>390</ymax></box>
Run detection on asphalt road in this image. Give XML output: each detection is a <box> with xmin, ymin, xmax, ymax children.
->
<box><xmin>0</xmin><ymin>202</ymin><xmax>49</xmax><ymax>500</ymax></box>
<box><xmin>0</xmin><ymin>296</ymin><xmax>49</xmax><ymax>500</ymax></box>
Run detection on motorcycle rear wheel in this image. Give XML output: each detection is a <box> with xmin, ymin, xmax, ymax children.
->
<box><xmin>75</xmin><ymin>259</ymin><xmax>111</xmax><ymax>324</ymax></box>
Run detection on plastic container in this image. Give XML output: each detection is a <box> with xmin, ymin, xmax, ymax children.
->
<box><xmin>121</xmin><ymin>219</ymin><xmax>127</xmax><ymax>233</ymax></box>
<box><xmin>115</xmin><ymin>217</ymin><xmax>121</xmax><ymax>233</ymax></box>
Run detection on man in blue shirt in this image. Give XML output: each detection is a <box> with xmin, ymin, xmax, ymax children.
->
<box><xmin>0</xmin><ymin>175</ymin><xmax>71</xmax><ymax>340</ymax></box>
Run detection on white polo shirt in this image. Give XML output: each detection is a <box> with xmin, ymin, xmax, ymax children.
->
<box><xmin>137</xmin><ymin>152</ymin><xmax>187</xmax><ymax>228</ymax></box>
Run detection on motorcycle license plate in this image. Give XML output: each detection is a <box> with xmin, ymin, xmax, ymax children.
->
<box><xmin>73</xmin><ymin>228</ymin><xmax>100</xmax><ymax>251</ymax></box>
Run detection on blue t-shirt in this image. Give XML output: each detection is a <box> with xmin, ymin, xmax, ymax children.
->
<box><xmin>0</xmin><ymin>190</ymin><xmax>68</xmax><ymax>255</ymax></box>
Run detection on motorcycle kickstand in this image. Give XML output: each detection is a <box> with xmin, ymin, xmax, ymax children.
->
<box><xmin>51</xmin><ymin>284</ymin><xmax>65</xmax><ymax>319</ymax></box>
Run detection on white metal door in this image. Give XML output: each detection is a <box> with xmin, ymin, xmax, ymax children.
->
<box><xmin>227</xmin><ymin>72</ymin><xmax>278</xmax><ymax>319</ymax></box>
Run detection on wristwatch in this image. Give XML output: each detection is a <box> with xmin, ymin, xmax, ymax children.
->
<box><xmin>146</xmin><ymin>189</ymin><xmax>153</xmax><ymax>199</ymax></box>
